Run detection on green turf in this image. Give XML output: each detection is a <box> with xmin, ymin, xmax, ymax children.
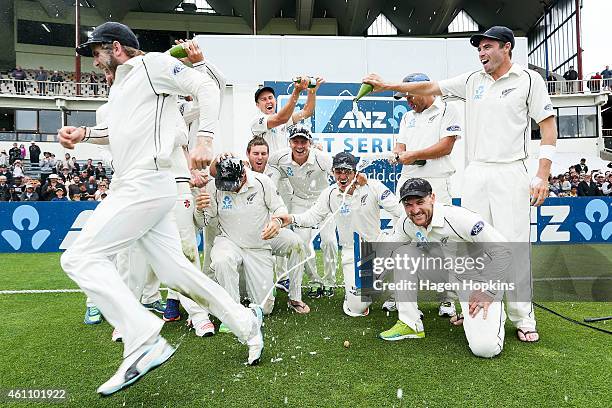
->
<box><xmin>0</xmin><ymin>250</ymin><xmax>610</xmax><ymax>407</ymax></box>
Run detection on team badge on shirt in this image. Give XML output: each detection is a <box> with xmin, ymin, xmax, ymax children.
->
<box><xmin>184</xmin><ymin>199</ymin><xmax>191</xmax><ymax>208</ymax></box>
<box><xmin>246</xmin><ymin>192</ymin><xmax>257</xmax><ymax>204</ymax></box>
<box><xmin>501</xmin><ymin>88</ymin><xmax>516</xmax><ymax>97</ymax></box>
<box><xmin>428</xmin><ymin>114</ymin><xmax>440</xmax><ymax>123</ymax></box>
<box><xmin>340</xmin><ymin>202</ymin><xmax>351</xmax><ymax>215</ymax></box>
<box><xmin>222</xmin><ymin>196</ymin><xmax>233</xmax><ymax>210</ymax></box>
<box><xmin>446</xmin><ymin>125</ymin><xmax>461</xmax><ymax>132</ymax></box>
<box><xmin>306</xmin><ymin>170</ymin><xmax>315</xmax><ymax>178</ymax></box>
<box><xmin>471</xmin><ymin>221</ymin><xmax>484</xmax><ymax>236</ymax></box>
<box><xmin>474</xmin><ymin>85</ymin><xmax>485</xmax><ymax>100</ymax></box>
<box><xmin>380</xmin><ymin>190</ymin><xmax>391</xmax><ymax>201</ymax></box>
<box><xmin>407</xmin><ymin>118</ymin><xmax>416</xmax><ymax>128</ymax></box>
<box><xmin>360</xmin><ymin>194</ymin><xmax>368</xmax><ymax>206</ymax></box>
<box><xmin>172</xmin><ymin>64</ymin><xmax>186</xmax><ymax>75</ymax></box>
<box><xmin>286</xmin><ymin>167</ymin><xmax>294</xmax><ymax>177</ymax></box>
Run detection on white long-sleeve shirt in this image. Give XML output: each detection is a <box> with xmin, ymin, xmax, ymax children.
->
<box><xmin>268</xmin><ymin>147</ymin><xmax>333</xmax><ymax>204</ymax></box>
<box><xmin>102</xmin><ymin>52</ymin><xmax>220</xmax><ymax>177</ymax></box>
<box><xmin>293</xmin><ymin>179</ymin><xmax>403</xmax><ymax>247</ymax></box>
<box><xmin>195</xmin><ymin>169</ymin><xmax>287</xmax><ymax>249</ymax></box>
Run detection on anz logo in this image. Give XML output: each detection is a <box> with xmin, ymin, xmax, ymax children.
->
<box><xmin>338</xmin><ymin>111</ymin><xmax>387</xmax><ymax>129</ymax></box>
<box><xmin>532</xmin><ymin>200</ymin><xmax>612</xmax><ymax>243</ymax></box>
<box><xmin>1</xmin><ymin>205</ymin><xmax>51</xmax><ymax>250</ymax></box>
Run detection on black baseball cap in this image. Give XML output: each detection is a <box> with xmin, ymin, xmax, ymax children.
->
<box><xmin>254</xmin><ymin>86</ymin><xmax>275</xmax><ymax>102</ymax></box>
<box><xmin>470</xmin><ymin>26</ymin><xmax>515</xmax><ymax>50</ymax></box>
<box><xmin>76</xmin><ymin>22</ymin><xmax>139</xmax><ymax>57</ymax></box>
<box><xmin>288</xmin><ymin>125</ymin><xmax>312</xmax><ymax>140</ymax></box>
<box><xmin>393</xmin><ymin>73</ymin><xmax>430</xmax><ymax>99</ymax></box>
<box><xmin>215</xmin><ymin>157</ymin><xmax>244</xmax><ymax>192</ymax></box>
<box><xmin>398</xmin><ymin>178</ymin><xmax>432</xmax><ymax>202</ymax></box>
<box><xmin>332</xmin><ymin>152</ymin><xmax>358</xmax><ymax>171</ymax></box>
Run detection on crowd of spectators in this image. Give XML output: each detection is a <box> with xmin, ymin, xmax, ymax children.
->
<box><xmin>4</xmin><ymin>65</ymin><xmax>108</xmax><ymax>97</ymax></box>
<box><xmin>0</xmin><ymin>146</ymin><xmax>111</xmax><ymax>202</ymax></box>
<box><xmin>549</xmin><ymin>158</ymin><xmax>612</xmax><ymax>197</ymax></box>
<box><xmin>552</xmin><ymin>65</ymin><xmax>612</xmax><ymax>94</ymax></box>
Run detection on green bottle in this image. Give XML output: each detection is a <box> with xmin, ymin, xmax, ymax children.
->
<box><xmin>167</xmin><ymin>43</ymin><xmax>189</xmax><ymax>58</ymax></box>
<box><xmin>353</xmin><ymin>83</ymin><xmax>373</xmax><ymax>101</ymax></box>
<box><xmin>411</xmin><ymin>160</ymin><xmax>427</xmax><ymax>166</ymax></box>
<box><xmin>293</xmin><ymin>76</ymin><xmax>317</xmax><ymax>88</ymax></box>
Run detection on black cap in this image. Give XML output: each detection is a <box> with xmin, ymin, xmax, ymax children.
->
<box><xmin>398</xmin><ymin>178</ymin><xmax>432</xmax><ymax>201</ymax></box>
<box><xmin>76</xmin><ymin>22</ymin><xmax>139</xmax><ymax>57</ymax></box>
<box><xmin>215</xmin><ymin>157</ymin><xmax>244</xmax><ymax>192</ymax></box>
<box><xmin>470</xmin><ymin>26</ymin><xmax>515</xmax><ymax>50</ymax></box>
<box><xmin>393</xmin><ymin>73</ymin><xmax>430</xmax><ymax>99</ymax></box>
<box><xmin>254</xmin><ymin>86</ymin><xmax>275</xmax><ymax>102</ymax></box>
<box><xmin>288</xmin><ymin>124</ymin><xmax>312</xmax><ymax>140</ymax></box>
<box><xmin>332</xmin><ymin>152</ymin><xmax>358</xmax><ymax>171</ymax></box>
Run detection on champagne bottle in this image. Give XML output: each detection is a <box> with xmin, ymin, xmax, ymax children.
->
<box><xmin>353</xmin><ymin>83</ymin><xmax>373</xmax><ymax>101</ymax></box>
<box><xmin>167</xmin><ymin>42</ymin><xmax>189</xmax><ymax>58</ymax></box>
<box><xmin>293</xmin><ymin>76</ymin><xmax>317</xmax><ymax>88</ymax></box>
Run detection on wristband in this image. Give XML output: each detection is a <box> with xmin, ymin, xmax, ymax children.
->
<box><xmin>538</xmin><ymin>144</ymin><xmax>555</xmax><ymax>161</ymax></box>
<box><xmin>275</xmin><ymin>217</ymin><xmax>283</xmax><ymax>227</ymax></box>
<box><xmin>81</xmin><ymin>126</ymin><xmax>90</xmax><ymax>142</ymax></box>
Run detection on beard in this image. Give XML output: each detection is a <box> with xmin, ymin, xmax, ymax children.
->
<box><xmin>97</xmin><ymin>50</ymin><xmax>120</xmax><ymax>81</ymax></box>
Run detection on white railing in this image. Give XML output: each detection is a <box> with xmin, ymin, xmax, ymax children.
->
<box><xmin>546</xmin><ymin>79</ymin><xmax>611</xmax><ymax>96</ymax></box>
<box><xmin>0</xmin><ymin>78</ymin><xmax>109</xmax><ymax>98</ymax></box>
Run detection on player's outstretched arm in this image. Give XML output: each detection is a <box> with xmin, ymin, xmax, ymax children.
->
<box><xmin>58</xmin><ymin>126</ymin><xmax>85</xmax><ymax>149</ymax></box>
<box><xmin>266</xmin><ymin>76</ymin><xmax>309</xmax><ymax>128</ymax></box>
<box><xmin>292</xmin><ymin>77</ymin><xmax>325</xmax><ymax>123</ymax></box>
<box><xmin>531</xmin><ymin>116</ymin><xmax>557</xmax><ymax>206</ymax></box>
<box><xmin>362</xmin><ymin>73</ymin><xmax>442</xmax><ymax>96</ymax></box>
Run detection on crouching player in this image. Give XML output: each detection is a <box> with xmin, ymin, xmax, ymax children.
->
<box><xmin>379</xmin><ymin>178</ymin><xmax>512</xmax><ymax>358</ymax></box>
<box><xmin>275</xmin><ymin>152</ymin><xmax>404</xmax><ymax>317</ymax></box>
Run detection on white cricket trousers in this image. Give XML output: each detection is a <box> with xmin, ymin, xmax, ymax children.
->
<box><xmin>210</xmin><ymin>236</ymin><xmax>275</xmax><ymax>314</ymax></box>
<box><xmin>342</xmin><ymin>247</ymin><xmax>371</xmax><ymax>316</ymax></box>
<box><xmin>268</xmin><ymin>228</ymin><xmax>306</xmax><ymax>302</ymax></box>
<box><xmin>61</xmin><ymin>170</ymin><xmax>257</xmax><ymax>357</ymax></box>
<box><xmin>290</xmin><ymin>198</ymin><xmax>338</xmax><ymax>287</ymax></box>
<box><xmin>461</xmin><ymin>161</ymin><xmax>535</xmax><ymax>330</ymax></box>
<box><xmin>396</xmin><ymin>272</ymin><xmax>505</xmax><ymax>358</ymax></box>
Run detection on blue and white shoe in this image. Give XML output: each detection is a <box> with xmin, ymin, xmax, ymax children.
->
<box><xmin>275</xmin><ymin>279</ymin><xmax>290</xmax><ymax>293</ymax></box>
<box><xmin>84</xmin><ymin>306</ymin><xmax>103</xmax><ymax>325</ymax></box>
<box><xmin>246</xmin><ymin>304</ymin><xmax>264</xmax><ymax>366</ymax></box>
<box><xmin>142</xmin><ymin>300</ymin><xmax>166</xmax><ymax>315</ymax></box>
<box><xmin>97</xmin><ymin>336</ymin><xmax>176</xmax><ymax>396</ymax></box>
<box><xmin>163</xmin><ymin>299</ymin><xmax>181</xmax><ymax>322</ymax></box>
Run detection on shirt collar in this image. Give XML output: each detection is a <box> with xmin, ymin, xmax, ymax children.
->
<box><xmin>236</xmin><ymin>169</ymin><xmax>256</xmax><ymax>194</ymax></box>
<box><xmin>480</xmin><ymin>62</ymin><xmax>523</xmax><ymax>81</ymax></box>
<box><xmin>428</xmin><ymin>203</ymin><xmax>446</xmax><ymax>230</ymax></box>
<box><xmin>292</xmin><ymin>149</ymin><xmax>316</xmax><ymax>166</ymax></box>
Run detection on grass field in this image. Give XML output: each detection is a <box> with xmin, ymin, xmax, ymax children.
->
<box><xmin>0</xmin><ymin>249</ymin><xmax>610</xmax><ymax>407</ymax></box>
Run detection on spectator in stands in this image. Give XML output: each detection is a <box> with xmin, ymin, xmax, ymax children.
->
<box><xmin>563</xmin><ymin>66</ymin><xmax>578</xmax><ymax>93</ymax></box>
<box><xmin>85</xmin><ymin>175</ymin><xmax>97</xmax><ymax>195</ymax></box>
<box><xmin>560</xmin><ymin>174</ymin><xmax>571</xmax><ymax>194</ymax></box>
<box><xmin>56</xmin><ymin>152</ymin><xmax>73</xmax><ymax>173</ymax></box>
<box><xmin>83</xmin><ymin>158</ymin><xmax>95</xmax><ymax>177</ymax></box>
<box><xmin>569</xmin><ymin>186</ymin><xmax>578</xmax><ymax>197</ymax></box>
<box><xmin>50</xmin><ymin>70</ymin><xmax>64</xmax><ymax>94</ymax></box>
<box><xmin>546</xmin><ymin>73</ymin><xmax>556</xmax><ymax>94</ymax></box>
<box><xmin>595</xmin><ymin>173</ymin><xmax>606</xmax><ymax>194</ymax></box>
<box><xmin>6</xmin><ymin>186</ymin><xmax>20</xmax><ymax>201</ymax></box>
<box><xmin>59</xmin><ymin>166</ymin><xmax>71</xmax><ymax>183</ymax></box>
<box><xmin>9</xmin><ymin>143</ymin><xmax>20</xmax><ymax>165</ymax></box>
<box><xmin>67</xmin><ymin>175</ymin><xmax>81</xmax><ymax>197</ymax></box>
<box><xmin>11</xmin><ymin>66</ymin><xmax>26</xmax><ymax>94</ymax></box>
<box><xmin>30</xmin><ymin>178</ymin><xmax>42</xmax><ymax>197</ymax></box>
<box><xmin>19</xmin><ymin>144</ymin><xmax>26</xmax><ymax>159</ymax></box>
<box><xmin>94</xmin><ymin>161</ymin><xmax>106</xmax><ymax>180</ymax></box>
<box><xmin>12</xmin><ymin>176</ymin><xmax>24</xmax><ymax>196</ymax></box>
<box><xmin>20</xmin><ymin>184</ymin><xmax>39</xmax><ymax>202</ymax></box>
<box><xmin>51</xmin><ymin>188</ymin><xmax>68</xmax><ymax>201</ymax></box>
<box><xmin>88</xmin><ymin>72</ymin><xmax>99</xmax><ymax>95</ymax></box>
<box><xmin>0</xmin><ymin>175</ymin><xmax>10</xmax><ymax>201</ymax></box>
<box><xmin>28</xmin><ymin>141</ymin><xmax>41</xmax><ymax>164</ymax></box>
<box><xmin>549</xmin><ymin>176</ymin><xmax>561</xmax><ymax>195</ymax></box>
<box><xmin>71</xmin><ymin>157</ymin><xmax>80</xmax><ymax>175</ymax></box>
<box><xmin>602</xmin><ymin>65</ymin><xmax>612</xmax><ymax>90</ymax></box>
<box><xmin>577</xmin><ymin>173</ymin><xmax>602</xmax><ymax>196</ymax></box>
<box><xmin>574</xmin><ymin>158</ymin><xmax>588</xmax><ymax>174</ymax></box>
<box><xmin>0</xmin><ymin>163</ymin><xmax>12</xmax><ymax>184</ymax></box>
<box><xmin>78</xmin><ymin>183</ymin><xmax>92</xmax><ymax>200</ymax></box>
<box><xmin>41</xmin><ymin>174</ymin><xmax>65</xmax><ymax>201</ymax></box>
<box><xmin>39</xmin><ymin>152</ymin><xmax>53</xmax><ymax>184</ymax></box>
<box><xmin>70</xmin><ymin>192</ymin><xmax>81</xmax><ymax>201</ymax></box>
<box><xmin>588</xmin><ymin>72</ymin><xmax>602</xmax><ymax>93</ymax></box>
<box><xmin>0</xmin><ymin>150</ymin><xmax>8</xmax><ymax>167</ymax></box>
<box><xmin>35</xmin><ymin>67</ymin><xmax>48</xmax><ymax>95</ymax></box>
<box><xmin>12</xmin><ymin>160</ymin><xmax>25</xmax><ymax>178</ymax></box>
<box><xmin>602</xmin><ymin>174</ymin><xmax>612</xmax><ymax>196</ymax></box>
<box><xmin>94</xmin><ymin>180</ymin><xmax>108</xmax><ymax>201</ymax></box>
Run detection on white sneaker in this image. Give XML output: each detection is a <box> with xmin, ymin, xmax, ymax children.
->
<box><xmin>438</xmin><ymin>301</ymin><xmax>457</xmax><ymax>317</ymax></box>
<box><xmin>194</xmin><ymin>319</ymin><xmax>215</xmax><ymax>337</ymax></box>
<box><xmin>382</xmin><ymin>300</ymin><xmax>397</xmax><ymax>312</ymax></box>
<box><xmin>246</xmin><ymin>304</ymin><xmax>264</xmax><ymax>366</ymax></box>
<box><xmin>97</xmin><ymin>336</ymin><xmax>175</xmax><ymax>396</ymax></box>
<box><xmin>111</xmin><ymin>328</ymin><xmax>122</xmax><ymax>342</ymax></box>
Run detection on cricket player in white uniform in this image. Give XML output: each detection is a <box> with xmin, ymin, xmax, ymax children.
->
<box><xmin>391</xmin><ymin>72</ymin><xmax>463</xmax><ymax>318</ymax></box>
<box><xmin>275</xmin><ymin>152</ymin><xmax>404</xmax><ymax>316</ymax></box>
<box><xmin>194</xmin><ymin>158</ymin><xmax>287</xmax><ymax>316</ymax></box>
<box><xmin>251</xmin><ymin>77</ymin><xmax>323</xmax><ymax>153</ymax></box>
<box><xmin>57</xmin><ymin>22</ymin><xmax>264</xmax><ymax>395</ymax></box>
<box><xmin>363</xmin><ymin>26</ymin><xmax>557</xmax><ymax>342</ymax></box>
<box><xmin>268</xmin><ymin>125</ymin><xmax>339</xmax><ymax>297</ymax></box>
<box><xmin>378</xmin><ymin>178</ymin><xmax>512</xmax><ymax>358</ymax></box>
